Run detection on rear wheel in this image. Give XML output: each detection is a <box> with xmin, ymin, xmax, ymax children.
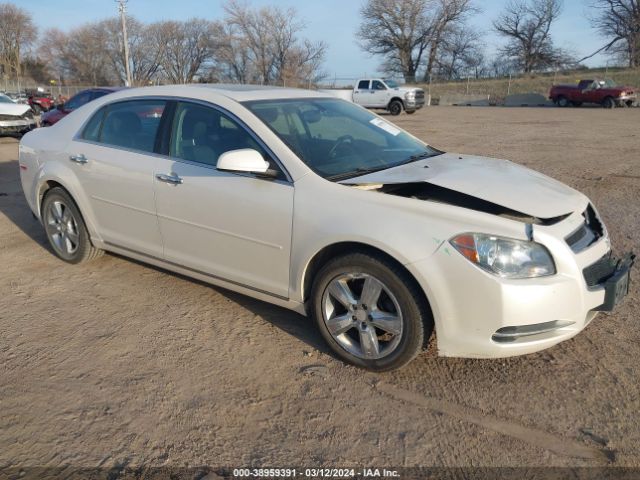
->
<box><xmin>602</xmin><ymin>97</ymin><xmax>616</xmax><ymax>109</ymax></box>
<box><xmin>388</xmin><ymin>100</ymin><xmax>403</xmax><ymax>116</ymax></box>
<box><xmin>311</xmin><ymin>252</ymin><xmax>432</xmax><ymax>371</ymax></box>
<box><xmin>557</xmin><ymin>96</ymin><xmax>570</xmax><ymax>108</ymax></box>
<box><xmin>42</xmin><ymin>187</ymin><xmax>103</xmax><ymax>264</ymax></box>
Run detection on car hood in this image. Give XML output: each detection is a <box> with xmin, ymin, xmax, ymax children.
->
<box><xmin>339</xmin><ymin>153</ymin><xmax>587</xmax><ymax>219</ymax></box>
<box><xmin>0</xmin><ymin>103</ymin><xmax>31</xmax><ymax>116</ymax></box>
<box><xmin>394</xmin><ymin>87</ymin><xmax>422</xmax><ymax>94</ymax></box>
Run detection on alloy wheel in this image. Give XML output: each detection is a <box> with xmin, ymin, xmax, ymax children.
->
<box><xmin>321</xmin><ymin>273</ymin><xmax>403</xmax><ymax>360</ymax></box>
<box><xmin>45</xmin><ymin>200</ymin><xmax>80</xmax><ymax>256</ymax></box>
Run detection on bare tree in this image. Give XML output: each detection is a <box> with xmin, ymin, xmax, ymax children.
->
<box><xmin>585</xmin><ymin>0</ymin><xmax>640</xmax><ymax>67</ymax></box>
<box><xmin>99</xmin><ymin>17</ymin><xmax>165</xmax><ymax>86</ymax></box>
<box><xmin>422</xmin><ymin>0</ymin><xmax>477</xmax><ymax>82</ymax></box>
<box><xmin>155</xmin><ymin>19</ymin><xmax>217</xmax><ymax>84</ymax></box>
<box><xmin>357</xmin><ymin>0</ymin><xmax>432</xmax><ymax>83</ymax></box>
<box><xmin>0</xmin><ymin>3</ymin><xmax>36</xmax><ymax>78</ymax></box>
<box><xmin>223</xmin><ymin>0</ymin><xmax>326</xmax><ymax>86</ymax></box>
<box><xmin>435</xmin><ymin>26</ymin><xmax>485</xmax><ymax>79</ymax></box>
<box><xmin>493</xmin><ymin>0</ymin><xmax>568</xmax><ymax>73</ymax></box>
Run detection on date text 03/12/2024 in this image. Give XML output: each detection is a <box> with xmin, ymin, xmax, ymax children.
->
<box><xmin>232</xmin><ymin>468</ymin><xmax>400</xmax><ymax>477</ymax></box>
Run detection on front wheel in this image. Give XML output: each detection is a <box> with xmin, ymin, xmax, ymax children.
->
<box><xmin>42</xmin><ymin>187</ymin><xmax>103</xmax><ymax>264</ymax></box>
<box><xmin>602</xmin><ymin>97</ymin><xmax>616</xmax><ymax>109</ymax></box>
<box><xmin>311</xmin><ymin>252</ymin><xmax>432</xmax><ymax>371</ymax></box>
<box><xmin>388</xmin><ymin>100</ymin><xmax>403</xmax><ymax>116</ymax></box>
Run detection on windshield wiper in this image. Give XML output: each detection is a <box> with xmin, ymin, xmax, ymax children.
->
<box><xmin>397</xmin><ymin>150</ymin><xmax>441</xmax><ymax>166</ymax></box>
<box><xmin>327</xmin><ymin>167</ymin><xmax>388</xmax><ymax>182</ymax></box>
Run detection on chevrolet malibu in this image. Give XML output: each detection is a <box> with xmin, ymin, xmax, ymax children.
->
<box><xmin>18</xmin><ymin>85</ymin><xmax>634</xmax><ymax>371</ymax></box>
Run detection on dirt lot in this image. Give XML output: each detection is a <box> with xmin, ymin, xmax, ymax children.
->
<box><xmin>1</xmin><ymin>107</ymin><xmax>639</xmax><ymax>476</ymax></box>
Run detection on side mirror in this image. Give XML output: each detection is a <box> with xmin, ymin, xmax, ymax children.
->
<box><xmin>217</xmin><ymin>149</ymin><xmax>271</xmax><ymax>175</ymax></box>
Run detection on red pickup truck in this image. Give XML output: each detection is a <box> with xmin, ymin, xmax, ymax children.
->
<box><xmin>549</xmin><ymin>79</ymin><xmax>636</xmax><ymax>108</ymax></box>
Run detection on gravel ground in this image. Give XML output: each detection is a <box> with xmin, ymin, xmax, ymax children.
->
<box><xmin>0</xmin><ymin>106</ymin><xmax>638</xmax><ymax>476</ymax></box>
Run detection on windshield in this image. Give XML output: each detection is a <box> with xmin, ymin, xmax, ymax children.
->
<box><xmin>244</xmin><ymin>98</ymin><xmax>441</xmax><ymax>180</ymax></box>
<box><xmin>0</xmin><ymin>94</ymin><xmax>14</xmax><ymax>104</ymax></box>
<box><xmin>384</xmin><ymin>79</ymin><xmax>399</xmax><ymax>88</ymax></box>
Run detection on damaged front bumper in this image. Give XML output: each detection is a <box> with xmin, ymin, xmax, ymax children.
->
<box><xmin>0</xmin><ymin>118</ymin><xmax>36</xmax><ymax>135</ymax></box>
<box><xmin>404</xmin><ymin>209</ymin><xmax>634</xmax><ymax>358</ymax></box>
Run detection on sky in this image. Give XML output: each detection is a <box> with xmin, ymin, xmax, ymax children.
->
<box><xmin>18</xmin><ymin>0</ymin><xmax>609</xmax><ymax>79</ymax></box>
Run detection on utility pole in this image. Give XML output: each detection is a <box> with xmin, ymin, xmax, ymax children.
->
<box><xmin>116</xmin><ymin>0</ymin><xmax>132</xmax><ymax>87</ymax></box>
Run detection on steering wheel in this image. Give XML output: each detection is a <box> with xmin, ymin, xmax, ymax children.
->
<box><xmin>328</xmin><ymin>135</ymin><xmax>355</xmax><ymax>159</ymax></box>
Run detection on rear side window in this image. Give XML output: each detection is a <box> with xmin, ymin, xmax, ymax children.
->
<box><xmin>357</xmin><ymin>80</ymin><xmax>370</xmax><ymax>90</ymax></box>
<box><xmin>81</xmin><ymin>100</ymin><xmax>166</xmax><ymax>153</ymax></box>
<box><xmin>82</xmin><ymin>107</ymin><xmax>106</xmax><ymax>142</ymax></box>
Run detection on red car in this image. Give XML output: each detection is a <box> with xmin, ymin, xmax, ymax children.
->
<box><xmin>549</xmin><ymin>79</ymin><xmax>637</xmax><ymax>109</ymax></box>
<box><xmin>27</xmin><ymin>91</ymin><xmax>55</xmax><ymax>113</ymax></box>
<box><xmin>41</xmin><ymin>87</ymin><xmax>124</xmax><ymax>126</ymax></box>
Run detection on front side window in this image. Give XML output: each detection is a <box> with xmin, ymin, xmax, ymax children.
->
<box><xmin>169</xmin><ymin>102</ymin><xmax>267</xmax><ymax>167</ymax></box>
<box><xmin>372</xmin><ymin>80</ymin><xmax>386</xmax><ymax>90</ymax></box>
<box><xmin>84</xmin><ymin>100</ymin><xmax>166</xmax><ymax>152</ymax></box>
<box><xmin>244</xmin><ymin>98</ymin><xmax>441</xmax><ymax>180</ymax></box>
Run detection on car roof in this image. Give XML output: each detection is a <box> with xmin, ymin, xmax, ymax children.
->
<box><xmin>101</xmin><ymin>84</ymin><xmax>332</xmax><ymax>103</ymax></box>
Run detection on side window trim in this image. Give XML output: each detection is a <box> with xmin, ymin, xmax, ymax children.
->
<box><xmin>74</xmin><ymin>95</ymin><xmax>292</xmax><ymax>183</ymax></box>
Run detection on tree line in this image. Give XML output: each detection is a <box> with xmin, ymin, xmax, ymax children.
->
<box><xmin>358</xmin><ymin>0</ymin><xmax>640</xmax><ymax>84</ymax></box>
<box><xmin>0</xmin><ymin>0</ymin><xmax>638</xmax><ymax>88</ymax></box>
<box><xmin>0</xmin><ymin>0</ymin><xmax>327</xmax><ymax>87</ymax></box>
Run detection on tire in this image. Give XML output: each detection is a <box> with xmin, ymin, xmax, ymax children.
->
<box><xmin>602</xmin><ymin>97</ymin><xmax>616</xmax><ymax>109</ymax></box>
<box><xmin>557</xmin><ymin>96</ymin><xmax>570</xmax><ymax>108</ymax></box>
<box><xmin>405</xmin><ymin>110</ymin><xmax>416</xmax><ymax>115</ymax></box>
<box><xmin>388</xmin><ymin>100</ymin><xmax>403</xmax><ymax>116</ymax></box>
<box><xmin>310</xmin><ymin>252</ymin><xmax>433</xmax><ymax>371</ymax></box>
<box><xmin>42</xmin><ymin>187</ymin><xmax>103</xmax><ymax>264</ymax></box>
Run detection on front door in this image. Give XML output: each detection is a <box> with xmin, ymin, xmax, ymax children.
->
<box><xmin>153</xmin><ymin>101</ymin><xmax>294</xmax><ymax>298</ymax></box>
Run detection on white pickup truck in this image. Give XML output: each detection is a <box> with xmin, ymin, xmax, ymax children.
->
<box><xmin>321</xmin><ymin>79</ymin><xmax>426</xmax><ymax>115</ymax></box>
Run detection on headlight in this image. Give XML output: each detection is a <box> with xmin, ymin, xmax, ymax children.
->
<box><xmin>450</xmin><ymin>233</ymin><xmax>556</xmax><ymax>279</ymax></box>
<box><xmin>405</xmin><ymin>92</ymin><xmax>415</xmax><ymax>99</ymax></box>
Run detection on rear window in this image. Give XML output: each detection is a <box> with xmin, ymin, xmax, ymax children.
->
<box><xmin>81</xmin><ymin>100</ymin><xmax>166</xmax><ymax>153</ymax></box>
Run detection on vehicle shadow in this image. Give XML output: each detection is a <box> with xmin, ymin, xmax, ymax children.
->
<box><xmin>0</xmin><ymin>156</ymin><xmax>329</xmax><ymax>356</ymax></box>
<box><xmin>108</xmin><ymin>252</ymin><xmax>332</xmax><ymax>356</ymax></box>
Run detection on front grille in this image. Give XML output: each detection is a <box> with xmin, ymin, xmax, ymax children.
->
<box><xmin>415</xmin><ymin>91</ymin><xmax>425</xmax><ymax>100</ymax></box>
<box><xmin>566</xmin><ymin>204</ymin><xmax>603</xmax><ymax>253</ymax></box>
<box><xmin>583</xmin><ymin>252</ymin><xmax>617</xmax><ymax>287</ymax></box>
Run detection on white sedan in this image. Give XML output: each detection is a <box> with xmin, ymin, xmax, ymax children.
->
<box><xmin>18</xmin><ymin>85</ymin><xmax>634</xmax><ymax>371</ymax></box>
<box><xmin>0</xmin><ymin>93</ymin><xmax>36</xmax><ymax>136</ymax></box>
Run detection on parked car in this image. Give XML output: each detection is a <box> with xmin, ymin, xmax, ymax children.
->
<box><xmin>0</xmin><ymin>93</ymin><xmax>36</xmax><ymax>136</ymax></box>
<box><xmin>321</xmin><ymin>78</ymin><xmax>426</xmax><ymax>115</ymax></box>
<box><xmin>27</xmin><ymin>90</ymin><xmax>55</xmax><ymax>113</ymax></box>
<box><xmin>41</xmin><ymin>87</ymin><xmax>123</xmax><ymax>126</ymax></box>
<box><xmin>18</xmin><ymin>85</ymin><xmax>634</xmax><ymax>371</ymax></box>
<box><xmin>549</xmin><ymin>79</ymin><xmax>637</xmax><ymax>108</ymax></box>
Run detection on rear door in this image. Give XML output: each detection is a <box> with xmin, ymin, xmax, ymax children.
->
<box><xmin>152</xmin><ymin>101</ymin><xmax>294</xmax><ymax>298</ymax></box>
<box><xmin>67</xmin><ymin>99</ymin><xmax>168</xmax><ymax>256</ymax></box>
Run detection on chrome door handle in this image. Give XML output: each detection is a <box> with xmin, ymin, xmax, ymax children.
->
<box><xmin>156</xmin><ymin>173</ymin><xmax>183</xmax><ymax>185</ymax></box>
<box><xmin>69</xmin><ymin>154</ymin><xmax>88</xmax><ymax>164</ymax></box>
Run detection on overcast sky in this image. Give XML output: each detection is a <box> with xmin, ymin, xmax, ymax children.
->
<box><xmin>22</xmin><ymin>0</ymin><xmax>608</xmax><ymax>78</ymax></box>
